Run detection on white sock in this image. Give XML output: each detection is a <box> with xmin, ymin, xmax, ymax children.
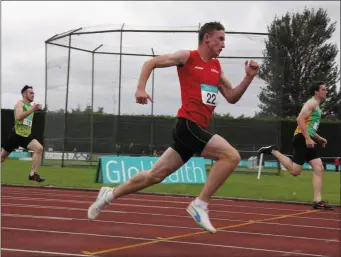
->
<box><xmin>194</xmin><ymin>197</ymin><xmax>208</xmax><ymax>209</ymax></box>
<box><xmin>30</xmin><ymin>171</ymin><xmax>35</xmax><ymax>176</ymax></box>
<box><xmin>105</xmin><ymin>188</ymin><xmax>115</xmax><ymax>202</ymax></box>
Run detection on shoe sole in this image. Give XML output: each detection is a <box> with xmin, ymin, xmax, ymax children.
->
<box><xmin>186</xmin><ymin>205</ymin><xmax>216</xmax><ymax>234</ymax></box>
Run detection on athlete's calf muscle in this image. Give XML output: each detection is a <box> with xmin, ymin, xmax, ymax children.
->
<box><xmin>113</xmin><ymin>148</ymin><xmax>183</xmax><ymax>199</ymax></box>
<box><xmin>148</xmin><ymin>147</ymin><xmax>184</xmax><ymax>179</ymax></box>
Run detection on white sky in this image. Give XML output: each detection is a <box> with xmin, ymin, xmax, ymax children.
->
<box><xmin>1</xmin><ymin>1</ymin><xmax>340</xmax><ymax>117</ymax></box>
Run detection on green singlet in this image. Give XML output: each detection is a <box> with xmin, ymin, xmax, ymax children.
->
<box><xmin>14</xmin><ymin>101</ymin><xmax>34</xmax><ymax>137</ymax></box>
<box><xmin>294</xmin><ymin>98</ymin><xmax>321</xmax><ymax>137</ymax></box>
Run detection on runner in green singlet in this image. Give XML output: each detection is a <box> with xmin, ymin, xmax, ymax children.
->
<box><xmin>1</xmin><ymin>85</ymin><xmax>45</xmax><ymax>182</ymax></box>
<box><xmin>294</xmin><ymin>100</ymin><xmax>321</xmax><ymax>138</ymax></box>
<box><xmin>258</xmin><ymin>82</ymin><xmax>333</xmax><ymax>210</ymax></box>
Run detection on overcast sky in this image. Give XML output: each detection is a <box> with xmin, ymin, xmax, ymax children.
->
<box><xmin>1</xmin><ymin>1</ymin><xmax>340</xmax><ymax>117</ymax></box>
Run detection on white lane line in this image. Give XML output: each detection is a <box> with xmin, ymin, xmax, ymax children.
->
<box><xmin>3</xmin><ymin>224</ymin><xmax>339</xmax><ymax>243</ymax></box>
<box><xmin>3</xmin><ymin>189</ymin><xmax>339</xmax><ymax>215</ymax></box>
<box><xmin>1</xmin><ymin>228</ymin><xmax>328</xmax><ymax>257</ymax></box>
<box><xmin>1</xmin><ymin>248</ymin><xmax>93</xmax><ymax>257</ymax></box>
<box><xmin>2</xmin><ymin>195</ymin><xmax>339</xmax><ymax>221</ymax></box>
<box><xmin>2</xmin><ymin>206</ymin><xmax>340</xmax><ymax>231</ymax></box>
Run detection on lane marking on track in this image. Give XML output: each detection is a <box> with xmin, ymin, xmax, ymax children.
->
<box><xmin>2</xmin><ymin>189</ymin><xmax>339</xmax><ymax>215</ymax></box>
<box><xmin>1</xmin><ymin>248</ymin><xmax>92</xmax><ymax>257</ymax></box>
<box><xmin>82</xmin><ymin>209</ymin><xmax>319</xmax><ymax>255</ymax></box>
<box><xmin>2</xmin><ymin>215</ymin><xmax>339</xmax><ymax>242</ymax></box>
<box><xmin>3</xmin><ymin>203</ymin><xmax>339</xmax><ymax>230</ymax></box>
<box><xmin>2</xmin><ymin>196</ymin><xmax>340</xmax><ymax>222</ymax></box>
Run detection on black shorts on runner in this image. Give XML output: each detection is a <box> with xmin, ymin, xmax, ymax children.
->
<box><xmin>292</xmin><ymin>133</ymin><xmax>318</xmax><ymax>165</ymax></box>
<box><xmin>2</xmin><ymin>131</ymin><xmax>34</xmax><ymax>153</ymax></box>
<box><xmin>170</xmin><ymin>117</ymin><xmax>214</xmax><ymax>163</ymax></box>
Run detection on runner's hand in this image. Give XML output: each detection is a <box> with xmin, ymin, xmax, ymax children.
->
<box><xmin>135</xmin><ymin>89</ymin><xmax>153</xmax><ymax>105</ymax></box>
<box><xmin>305</xmin><ymin>137</ymin><xmax>316</xmax><ymax>148</ymax></box>
<box><xmin>319</xmin><ymin>137</ymin><xmax>327</xmax><ymax>148</ymax></box>
<box><xmin>245</xmin><ymin>60</ymin><xmax>259</xmax><ymax>77</ymax></box>
<box><xmin>32</xmin><ymin>104</ymin><xmax>41</xmax><ymax>111</ymax></box>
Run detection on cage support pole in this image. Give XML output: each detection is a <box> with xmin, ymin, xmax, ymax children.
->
<box><xmin>90</xmin><ymin>44</ymin><xmax>103</xmax><ymax>166</ymax></box>
<box><xmin>62</xmin><ymin>35</ymin><xmax>72</xmax><ymax>167</ymax></box>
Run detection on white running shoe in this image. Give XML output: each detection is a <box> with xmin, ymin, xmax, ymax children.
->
<box><xmin>186</xmin><ymin>200</ymin><xmax>216</xmax><ymax>233</ymax></box>
<box><xmin>87</xmin><ymin>187</ymin><xmax>113</xmax><ymax>220</ymax></box>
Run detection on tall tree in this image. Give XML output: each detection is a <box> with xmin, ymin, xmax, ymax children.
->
<box><xmin>257</xmin><ymin>8</ymin><xmax>340</xmax><ymax>119</ymax></box>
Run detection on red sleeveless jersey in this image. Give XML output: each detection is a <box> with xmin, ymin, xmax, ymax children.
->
<box><xmin>176</xmin><ymin>50</ymin><xmax>222</xmax><ymax>128</ymax></box>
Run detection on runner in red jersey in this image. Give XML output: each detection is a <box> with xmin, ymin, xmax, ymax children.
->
<box><xmin>176</xmin><ymin>49</ymin><xmax>222</xmax><ymax>128</ymax></box>
<box><xmin>88</xmin><ymin>22</ymin><xmax>260</xmax><ymax>233</ymax></box>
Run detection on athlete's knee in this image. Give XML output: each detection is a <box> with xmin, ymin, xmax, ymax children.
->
<box><xmin>1</xmin><ymin>150</ymin><xmax>9</xmax><ymax>163</ymax></box>
<box><xmin>231</xmin><ymin>151</ymin><xmax>241</xmax><ymax>167</ymax></box>
<box><xmin>1</xmin><ymin>155</ymin><xmax>7</xmax><ymax>163</ymax></box>
<box><xmin>220</xmin><ymin>148</ymin><xmax>241</xmax><ymax>166</ymax></box>
<box><xmin>314</xmin><ymin>164</ymin><xmax>324</xmax><ymax>174</ymax></box>
<box><xmin>309</xmin><ymin>159</ymin><xmax>325</xmax><ymax>175</ymax></box>
<box><xmin>289</xmin><ymin>164</ymin><xmax>302</xmax><ymax>176</ymax></box>
<box><xmin>291</xmin><ymin>171</ymin><xmax>301</xmax><ymax>176</ymax></box>
<box><xmin>33</xmin><ymin>144</ymin><xmax>43</xmax><ymax>154</ymax></box>
<box><xmin>36</xmin><ymin>145</ymin><xmax>43</xmax><ymax>154</ymax></box>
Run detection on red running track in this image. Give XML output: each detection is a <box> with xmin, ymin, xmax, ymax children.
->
<box><xmin>1</xmin><ymin>185</ymin><xmax>340</xmax><ymax>257</ymax></box>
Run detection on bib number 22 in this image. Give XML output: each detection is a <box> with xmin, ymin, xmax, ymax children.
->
<box><xmin>205</xmin><ymin>92</ymin><xmax>216</xmax><ymax>105</ymax></box>
<box><xmin>201</xmin><ymin>84</ymin><xmax>218</xmax><ymax>107</ymax></box>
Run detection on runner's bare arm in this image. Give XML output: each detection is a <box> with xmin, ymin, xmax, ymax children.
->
<box><xmin>312</xmin><ymin>133</ymin><xmax>326</xmax><ymax>143</ymax></box>
<box><xmin>14</xmin><ymin>101</ymin><xmax>34</xmax><ymax>121</ymax></box>
<box><xmin>218</xmin><ymin>71</ymin><xmax>254</xmax><ymax>104</ymax></box>
<box><xmin>137</xmin><ymin>50</ymin><xmax>190</xmax><ymax>90</ymax></box>
<box><xmin>296</xmin><ymin>99</ymin><xmax>318</xmax><ymax>139</ymax></box>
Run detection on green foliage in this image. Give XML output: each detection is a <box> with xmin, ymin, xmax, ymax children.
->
<box><xmin>257</xmin><ymin>7</ymin><xmax>340</xmax><ymax>119</ymax></box>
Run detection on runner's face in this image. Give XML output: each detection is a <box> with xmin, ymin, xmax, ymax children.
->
<box><xmin>207</xmin><ymin>30</ymin><xmax>225</xmax><ymax>57</ymax></box>
<box><xmin>317</xmin><ymin>85</ymin><xmax>327</xmax><ymax>101</ymax></box>
<box><xmin>24</xmin><ymin>88</ymin><xmax>34</xmax><ymax>102</ymax></box>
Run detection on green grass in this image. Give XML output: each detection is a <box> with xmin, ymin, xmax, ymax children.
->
<box><xmin>1</xmin><ymin>159</ymin><xmax>340</xmax><ymax>205</ymax></box>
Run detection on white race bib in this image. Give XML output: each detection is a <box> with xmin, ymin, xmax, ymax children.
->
<box><xmin>313</xmin><ymin>122</ymin><xmax>319</xmax><ymax>130</ymax></box>
<box><xmin>201</xmin><ymin>84</ymin><xmax>218</xmax><ymax>107</ymax></box>
<box><xmin>23</xmin><ymin>118</ymin><xmax>32</xmax><ymax>127</ymax></box>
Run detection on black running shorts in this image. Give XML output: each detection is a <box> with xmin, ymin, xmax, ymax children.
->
<box><xmin>2</xmin><ymin>131</ymin><xmax>34</xmax><ymax>153</ymax></box>
<box><xmin>292</xmin><ymin>133</ymin><xmax>318</xmax><ymax>165</ymax></box>
<box><xmin>170</xmin><ymin>117</ymin><xmax>214</xmax><ymax>163</ymax></box>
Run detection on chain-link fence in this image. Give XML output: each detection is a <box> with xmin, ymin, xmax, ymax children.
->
<box><xmin>43</xmin><ymin>24</ymin><xmax>281</xmax><ymax>169</ymax></box>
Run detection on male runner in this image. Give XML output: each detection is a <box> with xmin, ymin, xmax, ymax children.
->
<box><xmin>1</xmin><ymin>85</ymin><xmax>45</xmax><ymax>182</ymax></box>
<box><xmin>258</xmin><ymin>82</ymin><xmax>333</xmax><ymax>210</ymax></box>
<box><xmin>88</xmin><ymin>22</ymin><xmax>260</xmax><ymax>233</ymax></box>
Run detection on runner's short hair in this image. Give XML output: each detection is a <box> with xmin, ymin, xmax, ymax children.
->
<box><xmin>198</xmin><ymin>22</ymin><xmax>225</xmax><ymax>43</ymax></box>
<box><xmin>310</xmin><ymin>81</ymin><xmax>324</xmax><ymax>96</ymax></box>
<box><xmin>21</xmin><ymin>85</ymin><xmax>33</xmax><ymax>95</ymax></box>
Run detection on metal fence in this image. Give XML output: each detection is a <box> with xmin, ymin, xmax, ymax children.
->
<box><xmin>42</xmin><ymin>24</ymin><xmax>281</xmax><ymax>167</ymax></box>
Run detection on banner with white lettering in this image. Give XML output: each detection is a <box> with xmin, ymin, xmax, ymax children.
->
<box><xmin>96</xmin><ymin>156</ymin><xmax>207</xmax><ymax>184</ymax></box>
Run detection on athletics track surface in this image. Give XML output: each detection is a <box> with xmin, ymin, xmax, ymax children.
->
<box><xmin>1</xmin><ymin>185</ymin><xmax>340</xmax><ymax>257</ymax></box>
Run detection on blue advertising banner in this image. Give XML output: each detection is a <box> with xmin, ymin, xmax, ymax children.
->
<box><xmin>96</xmin><ymin>156</ymin><xmax>207</xmax><ymax>184</ymax></box>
